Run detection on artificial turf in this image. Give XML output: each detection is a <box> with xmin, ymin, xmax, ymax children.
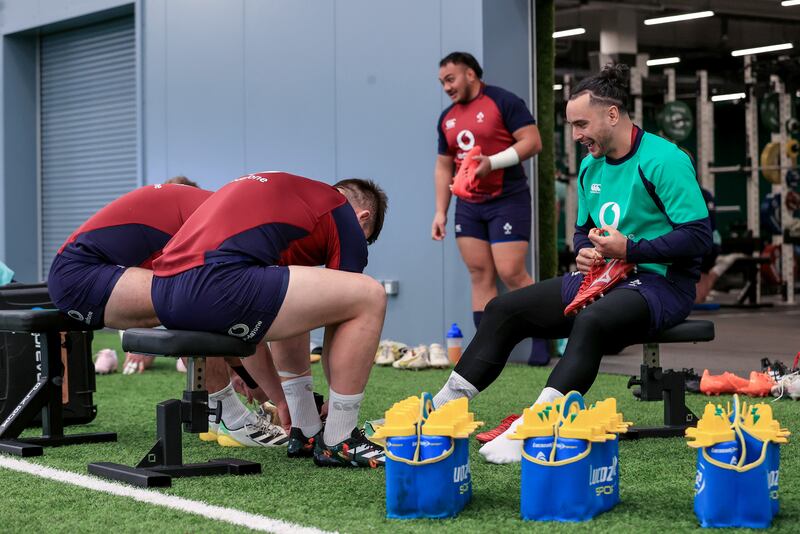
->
<box><xmin>1</xmin><ymin>330</ymin><xmax>797</xmax><ymax>533</ymax></box>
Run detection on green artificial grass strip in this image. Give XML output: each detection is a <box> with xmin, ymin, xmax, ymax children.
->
<box><xmin>0</xmin><ymin>468</ymin><xmax>247</xmax><ymax>534</ymax></box>
<box><xmin>2</xmin><ymin>332</ymin><xmax>798</xmax><ymax>532</ymax></box>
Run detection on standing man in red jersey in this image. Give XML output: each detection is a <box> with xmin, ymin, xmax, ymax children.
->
<box><xmin>431</xmin><ymin>51</ymin><xmax>548</xmax><ymax>423</ymax></box>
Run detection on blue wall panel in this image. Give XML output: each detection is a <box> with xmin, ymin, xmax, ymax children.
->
<box><xmin>334</xmin><ymin>0</ymin><xmax>449</xmax><ymax>344</ymax></box>
<box><xmin>242</xmin><ymin>0</ymin><xmax>336</xmax><ymax>180</ymax></box>
<box><xmin>161</xmin><ymin>0</ymin><xmax>245</xmax><ymax>188</ymax></box>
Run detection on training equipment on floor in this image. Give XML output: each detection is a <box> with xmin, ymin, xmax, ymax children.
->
<box><xmin>0</xmin><ymin>302</ymin><xmax>116</xmax><ymax>457</ymax></box>
<box><xmin>687</xmin><ymin>395</ymin><xmax>789</xmax><ymax>528</ymax></box>
<box><xmin>508</xmin><ymin>391</ymin><xmax>630</xmax><ymax>522</ymax></box>
<box><xmin>625</xmin><ymin>319</ymin><xmax>715</xmax><ymax>439</ymax></box>
<box><xmin>88</xmin><ymin>328</ymin><xmax>261</xmax><ymax>488</ymax></box>
<box><xmin>373</xmin><ymin>393</ymin><xmax>482</xmax><ymax>519</ymax></box>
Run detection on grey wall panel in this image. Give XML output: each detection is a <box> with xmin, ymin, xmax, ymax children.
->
<box><xmin>242</xmin><ymin>0</ymin><xmax>336</xmax><ymax>180</ymax></box>
<box><xmin>39</xmin><ymin>15</ymin><xmax>137</xmax><ymax>279</ymax></box>
<box><xmin>2</xmin><ymin>34</ymin><xmax>37</xmax><ymax>281</ymax></box>
<box><xmin>162</xmin><ymin>0</ymin><xmax>245</xmax><ymax>188</ymax></box>
<box><xmin>142</xmin><ymin>0</ymin><xmax>167</xmax><ymax>184</ymax></box>
<box><xmin>334</xmin><ymin>0</ymin><xmax>446</xmax><ymax>345</ymax></box>
<box><xmin>0</xmin><ymin>0</ymin><xmax>132</xmax><ymax>35</ymax></box>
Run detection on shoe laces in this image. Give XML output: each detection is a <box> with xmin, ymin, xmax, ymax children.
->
<box><xmin>252</xmin><ymin>417</ymin><xmax>284</xmax><ymax>438</ymax></box>
<box><xmin>773</xmin><ymin>371</ymin><xmax>800</xmax><ymax>402</ymax></box>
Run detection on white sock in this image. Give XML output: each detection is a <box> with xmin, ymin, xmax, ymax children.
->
<box><xmin>477</xmin><ymin>388</ymin><xmax>563</xmax><ymax>465</ymax></box>
<box><xmin>534</xmin><ymin>387</ymin><xmax>563</xmax><ymax>406</ymax></box>
<box><xmin>433</xmin><ymin>372</ymin><xmax>479</xmax><ymax>408</ymax></box>
<box><xmin>281</xmin><ymin>375</ymin><xmax>322</xmax><ymax>438</ymax></box>
<box><xmin>324</xmin><ymin>389</ymin><xmax>364</xmax><ymax>446</ymax></box>
<box><xmin>209</xmin><ymin>382</ymin><xmax>255</xmax><ymax>430</ymax></box>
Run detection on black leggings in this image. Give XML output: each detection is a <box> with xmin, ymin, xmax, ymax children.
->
<box><xmin>453</xmin><ymin>276</ymin><xmax>651</xmax><ymax>394</ymax></box>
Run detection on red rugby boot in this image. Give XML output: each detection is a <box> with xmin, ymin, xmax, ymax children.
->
<box><xmin>451</xmin><ymin>146</ymin><xmax>482</xmax><ymax>199</ymax></box>
<box><xmin>475</xmin><ymin>414</ymin><xmax>520</xmax><ymax>444</ymax></box>
<box><xmin>564</xmin><ymin>259</ymin><xmax>635</xmax><ymax>316</ymax></box>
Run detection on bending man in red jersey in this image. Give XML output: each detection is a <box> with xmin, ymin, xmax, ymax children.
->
<box><xmin>152</xmin><ymin>172</ymin><xmax>389</xmax><ymax>468</ymax></box>
<box><xmin>48</xmin><ymin>183</ymin><xmax>291</xmax><ymax>448</ymax></box>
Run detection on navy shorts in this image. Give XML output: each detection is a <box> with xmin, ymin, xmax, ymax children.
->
<box><xmin>561</xmin><ymin>270</ymin><xmax>694</xmax><ymax>334</ymax></box>
<box><xmin>47</xmin><ymin>252</ymin><xmax>125</xmax><ymax>328</ymax></box>
<box><xmin>454</xmin><ymin>188</ymin><xmax>531</xmax><ymax>243</ymax></box>
<box><xmin>151</xmin><ymin>262</ymin><xmax>290</xmax><ymax>343</ymax></box>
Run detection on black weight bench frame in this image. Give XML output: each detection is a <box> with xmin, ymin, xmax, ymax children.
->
<box><xmin>0</xmin><ymin>310</ymin><xmax>117</xmax><ymax>456</ymax></box>
<box><xmin>623</xmin><ymin>319</ymin><xmax>715</xmax><ymax>440</ymax></box>
<box><xmin>88</xmin><ymin>328</ymin><xmax>262</xmax><ymax>488</ymax></box>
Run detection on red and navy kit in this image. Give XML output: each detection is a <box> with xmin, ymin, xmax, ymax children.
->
<box><xmin>48</xmin><ymin>184</ymin><xmax>212</xmax><ymax>327</ymax></box>
<box><xmin>151</xmin><ymin>172</ymin><xmax>368</xmax><ymax>342</ymax></box>
<box><xmin>437</xmin><ymin>84</ymin><xmax>535</xmax><ymax>202</ymax></box>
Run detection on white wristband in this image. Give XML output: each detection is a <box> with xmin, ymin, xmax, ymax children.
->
<box><xmin>488</xmin><ymin>146</ymin><xmax>520</xmax><ymax>170</ymax></box>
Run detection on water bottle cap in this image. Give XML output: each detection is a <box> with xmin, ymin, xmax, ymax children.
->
<box><xmin>446</xmin><ymin>323</ymin><xmax>463</xmax><ymax>338</ymax></box>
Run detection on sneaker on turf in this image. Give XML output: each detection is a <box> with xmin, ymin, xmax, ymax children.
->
<box><xmin>451</xmin><ymin>146</ymin><xmax>482</xmax><ymax>200</ymax></box>
<box><xmin>199</xmin><ymin>421</ymin><xmax>219</xmax><ymax>442</ymax></box>
<box><xmin>256</xmin><ymin>401</ymin><xmax>283</xmax><ymax>429</ymax></box>
<box><xmin>564</xmin><ymin>259</ymin><xmax>636</xmax><ymax>316</ymax></box>
<box><xmin>737</xmin><ymin>371</ymin><xmax>775</xmax><ymax>397</ymax></box>
<box><xmin>476</xmin><ymin>414</ymin><xmax>521</xmax><ymax>444</ymax></box>
<box><xmin>428</xmin><ymin>343</ymin><xmax>450</xmax><ymax>368</ymax></box>
<box><xmin>375</xmin><ymin>340</ymin><xmax>408</xmax><ymax>366</ymax></box>
<box><xmin>313</xmin><ymin>427</ymin><xmax>385</xmax><ymax>468</ymax></box>
<box><xmin>771</xmin><ymin>372</ymin><xmax>800</xmax><ymax>400</ymax></box>
<box><xmin>392</xmin><ymin>344</ymin><xmax>429</xmax><ymax>370</ymax></box>
<box><xmin>93</xmin><ymin>348</ymin><xmax>118</xmax><ymax>375</ymax></box>
<box><xmin>683</xmin><ymin>368</ymin><xmax>701</xmax><ymax>393</ymax></box>
<box><xmin>699</xmin><ymin>369</ymin><xmax>749</xmax><ymax>396</ymax></box>
<box><xmin>217</xmin><ymin>415</ymin><xmax>289</xmax><ymax>447</ymax></box>
<box><xmin>287</xmin><ymin>427</ymin><xmax>318</xmax><ymax>458</ymax></box>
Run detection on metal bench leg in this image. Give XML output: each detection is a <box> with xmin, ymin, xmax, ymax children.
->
<box><xmin>623</xmin><ymin>343</ymin><xmax>698</xmax><ymax>440</ymax></box>
<box><xmin>88</xmin><ymin>357</ymin><xmax>260</xmax><ymax>488</ymax></box>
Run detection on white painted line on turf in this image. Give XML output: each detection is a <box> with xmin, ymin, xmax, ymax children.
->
<box><xmin>0</xmin><ymin>456</ymin><xmax>336</xmax><ymax>534</ymax></box>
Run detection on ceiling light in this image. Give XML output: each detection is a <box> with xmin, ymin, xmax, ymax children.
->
<box><xmin>731</xmin><ymin>43</ymin><xmax>794</xmax><ymax>56</ymax></box>
<box><xmin>711</xmin><ymin>93</ymin><xmax>746</xmax><ymax>102</ymax></box>
<box><xmin>553</xmin><ymin>28</ymin><xmax>586</xmax><ymax>38</ymax></box>
<box><xmin>553</xmin><ymin>84</ymin><xmax>563</xmax><ymax>90</ymax></box>
<box><xmin>781</xmin><ymin>1</ymin><xmax>800</xmax><ymax>6</ymax></box>
<box><xmin>644</xmin><ymin>11</ymin><xmax>714</xmax><ymax>25</ymax></box>
<box><xmin>646</xmin><ymin>57</ymin><xmax>680</xmax><ymax>66</ymax></box>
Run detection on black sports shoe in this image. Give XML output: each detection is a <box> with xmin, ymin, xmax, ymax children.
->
<box><xmin>313</xmin><ymin>427</ymin><xmax>385</xmax><ymax>468</ymax></box>
<box><xmin>683</xmin><ymin>368</ymin><xmax>701</xmax><ymax>393</ymax></box>
<box><xmin>287</xmin><ymin>427</ymin><xmax>318</xmax><ymax>458</ymax></box>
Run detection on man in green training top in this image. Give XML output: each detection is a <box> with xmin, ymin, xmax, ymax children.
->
<box><xmin>429</xmin><ymin>63</ymin><xmax>712</xmax><ymax>464</ymax></box>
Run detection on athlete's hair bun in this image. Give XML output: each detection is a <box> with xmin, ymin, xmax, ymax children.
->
<box><xmin>599</xmin><ymin>64</ymin><xmax>630</xmax><ymax>90</ymax></box>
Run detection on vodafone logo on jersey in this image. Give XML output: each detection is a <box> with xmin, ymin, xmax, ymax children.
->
<box><xmin>456</xmin><ymin>129</ymin><xmax>475</xmax><ymax>152</ymax></box>
<box><xmin>599</xmin><ymin>201</ymin><xmax>621</xmax><ymax>229</ymax></box>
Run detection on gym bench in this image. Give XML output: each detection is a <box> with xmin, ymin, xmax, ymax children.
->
<box><xmin>0</xmin><ymin>309</ymin><xmax>117</xmax><ymax>456</ymax></box>
<box><xmin>623</xmin><ymin>319</ymin><xmax>715</xmax><ymax>440</ymax></box>
<box><xmin>88</xmin><ymin>328</ymin><xmax>262</xmax><ymax>488</ymax></box>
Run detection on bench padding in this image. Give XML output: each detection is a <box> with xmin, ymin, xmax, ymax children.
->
<box><xmin>0</xmin><ymin>309</ymin><xmax>91</xmax><ymax>332</ymax></box>
<box><xmin>122</xmin><ymin>328</ymin><xmax>257</xmax><ymax>358</ymax></box>
<box><xmin>649</xmin><ymin>320</ymin><xmax>715</xmax><ymax>344</ymax></box>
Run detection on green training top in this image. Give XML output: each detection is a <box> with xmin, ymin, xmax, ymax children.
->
<box><xmin>576</xmin><ymin>128</ymin><xmax>709</xmax><ymax>277</ymax></box>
